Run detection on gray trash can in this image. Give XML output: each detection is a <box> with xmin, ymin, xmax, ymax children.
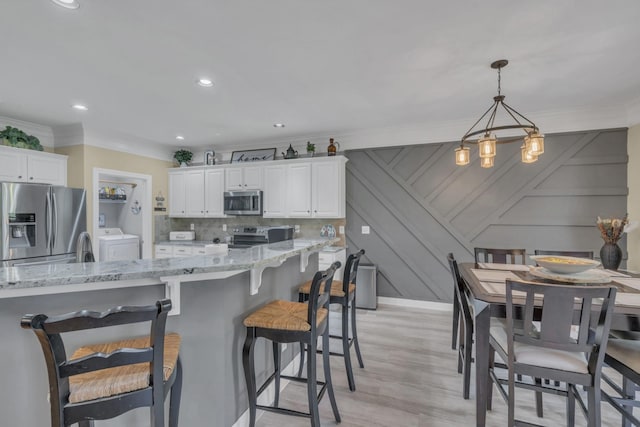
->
<box><xmin>355</xmin><ymin>264</ymin><xmax>377</xmax><ymax>309</ymax></box>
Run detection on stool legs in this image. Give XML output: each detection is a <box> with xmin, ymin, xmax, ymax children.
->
<box><xmin>342</xmin><ymin>301</ymin><xmax>356</xmax><ymax>391</ymax></box>
<box><xmin>273</xmin><ymin>342</ymin><xmax>281</xmax><ymax>406</ymax></box>
<box><xmin>242</xmin><ymin>329</ymin><xmax>258</xmax><ymax>427</ymax></box>
<box><xmin>322</xmin><ymin>323</ymin><xmax>341</xmax><ymax>424</ymax></box>
<box><xmin>351</xmin><ymin>297</ymin><xmax>364</xmax><ymax>369</ymax></box>
<box><xmin>78</xmin><ymin>421</ymin><xmax>94</xmax><ymax>427</ymax></box>
<box><xmin>169</xmin><ymin>358</ymin><xmax>183</xmax><ymax>427</ymax></box>
<box><xmin>306</xmin><ymin>338</ymin><xmax>320</xmax><ymax>426</ymax></box>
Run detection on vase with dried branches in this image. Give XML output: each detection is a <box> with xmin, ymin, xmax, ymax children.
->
<box><xmin>596</xmin><ymin>214</ymin><xmax>629</xmax><ymax>270</ymax></box>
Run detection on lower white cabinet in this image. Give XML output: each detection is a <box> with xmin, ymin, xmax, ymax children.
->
<box><xmin>318</xmin><ymin>248</ymin><xmax>346</xmax><ymax>280</ymax></box>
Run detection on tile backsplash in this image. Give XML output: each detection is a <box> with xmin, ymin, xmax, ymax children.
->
<box><xmin>154</xmin><ymin>216</ymin><xmax>346</xmax><ymax>247</ymax></box>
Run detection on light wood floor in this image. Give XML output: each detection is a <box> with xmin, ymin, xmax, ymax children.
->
<box><xmin>257</xmin><ymin>304</ymin><xmax>625</xmax><ymax>426</ymax></box>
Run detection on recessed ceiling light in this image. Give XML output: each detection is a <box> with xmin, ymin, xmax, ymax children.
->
<box><xmin>273</xmin><ymin>123</ymin><xmax>285</xmax><ymax>128</ymax></box>
<box><xmin>197</xmin><ymin>78</ymin><xmax>214</xmax><ymax>87</ymax></box>
<box><xmin>72</xmin><ymin>104</ymin><xmax>88</xmax><ymax>111</ymax></box>
<box><xmin>176</xmin><ymin>135</ymin><xmax>185</xmax><ymax>141</ymax></box>
<box><xmin>52</xmin><ymin>0</ymin><xmax>79</xmax><ymax>9</ymax></box>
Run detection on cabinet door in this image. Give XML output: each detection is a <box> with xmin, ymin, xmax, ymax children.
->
<box><xmin>0</xmin><ymin>150</ymin><xmax>27</xmax><ymax>182</ymax></box>
<box><xmin>262</xmin><ymin>165</ymin><xmax>287</xmax><ymax>217</ymax></box>
<box><xmin>287</xmin><ymin>163</ymin><xmax>312</xmax><ymax>217</ymax></box>
<box><xmin>184</xmin><ymin>170</ymin><xmax>205</xmax><ymax>216</ymax></box>
<box><xmin>312</xmin><ymin>161</ymin><xmax>343</xmax><ymax>218</ymax></box>
<box><xmin>27</xmin><ymin>154</ymin><xmax>67</xmax><ymax>185</ymax></box>
<box><xmin>243</xmin><ymin>165</ymin><xmax>263</xmax><ymax>189</ymax></box>
<box><xmin>168</xmin><ymin>172</ymin><xmax>186</xmax><ymax>217</ymax></box>
<box><xmin>225</xmin><ymin>167</ymin><xmax>244</xmax><ymax>190</ymax></box>
<box><xmin>204</xmin><ymin>169</ymin><xmax>225</xmax><ymax>217</ymax></box>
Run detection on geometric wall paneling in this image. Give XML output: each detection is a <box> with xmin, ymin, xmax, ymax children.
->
<box><xmin>346</xmin><ymin>128</ymin><xmax>627</xmax><ymax>302</ymax></box>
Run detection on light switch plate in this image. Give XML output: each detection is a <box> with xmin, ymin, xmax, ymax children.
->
<box><xmin>295</xmin><ymin>224</ymin><xmax>300</xmax><ymax>233</ymax></box>
<box><xmin>361</xmin><ymin>225</ymin><xmax>370</xmax><ymax>234</ymax></box>
<box><xmin>222</xmin><ymin>224</ymin><xmax>227</xmax><ymax>232</ymax></box>
<box><xmin>339</xmin><ymin>225</ymin><xmax>345</xmax><ymax>235</ymax></box>
<box><xmin>190</xmin><ymin>223</ymin><xmax>195</xmax><ymax>231</ymax></box>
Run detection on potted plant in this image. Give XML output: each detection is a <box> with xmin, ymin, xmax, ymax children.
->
<box><xmin>174</xmin><ymin>149</ymin><xmax>193</xmax><ymax>167</ymax></box>
<box><xmin>0</xmin><ymin>126</ymin><xmax>44</xmax><ymax>151</ymax></box>
<box><xmin>306</xmin><ymin>141</ymin><xmax>315</xmax><ymax>157</ymax></box>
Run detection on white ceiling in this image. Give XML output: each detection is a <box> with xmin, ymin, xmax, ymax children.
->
<box><xmin>2</xmin><ymin>0</ymin><xmax>640</xmax><ymax>153</ymax></box>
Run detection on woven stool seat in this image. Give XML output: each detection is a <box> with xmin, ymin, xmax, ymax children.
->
<box><xmin>68</xmin><ymin>333</ymin><xmax>181</xmax><ymax>404</ymax></box>
<box><xmin>244</xmin><ymin>300</ymin><xmax>328</xmax><ymax>331</ymax></box>
<box><xmin>298</xmin><ymin>279</ymin><xmax>354</xmax><ymax>297</ymax></box>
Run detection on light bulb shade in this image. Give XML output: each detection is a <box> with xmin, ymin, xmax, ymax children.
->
<box><xmin>525</xmin><ymin>131</ymin><xmax>544</xmax><ymax>155</ymax></box>
<box><xmin>478</xmin><ymin>135</ymin><xmax>497</xmax><ymax>158</ymax></box>
<box><xmin>480</xmin><ymin>156</ymin><xmax>494</xmax><ymax>168</ymax></box>
<box><xmin>455</xmin><ymin>146</ymin><xmax>470</xmax><ymax>165</ymax></box>
<box><xmin>521</xmin><ymin>145</ymin><xmax>538</xmax><ymax>163</ymax></box>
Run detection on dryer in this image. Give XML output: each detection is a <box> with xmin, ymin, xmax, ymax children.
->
<box><xmin>97</xmin><ymin>228</ymin><xmax>140</xmax><ymax>262</ymax></box>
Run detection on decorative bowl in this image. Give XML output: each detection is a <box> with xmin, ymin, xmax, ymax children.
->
<box><xmin>530</xmin><ymin>255</ymin><xmax>600</xmax><ymax>274</ymax></box>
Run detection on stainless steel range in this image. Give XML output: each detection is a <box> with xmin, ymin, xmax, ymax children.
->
<box><xmin>230</xmin><ymin>226</ymin><xmax>294</xmax><ymax>249</ymax></box>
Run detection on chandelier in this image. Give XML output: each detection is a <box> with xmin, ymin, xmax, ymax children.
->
<box><xmin>455</xmin><ymin>59</ymin><xmax>544</xmax><ymax>168</ymax></box>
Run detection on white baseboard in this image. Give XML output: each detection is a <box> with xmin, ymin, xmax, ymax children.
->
<box><xmin>232</xmin><ymin>352</ymin><xmax>301</xmax><ymax>427</ymax></box>
<box><xmin>377</xmin><ymin>296</ymin><xmax>452</xmax><ymax>311</ymax></box>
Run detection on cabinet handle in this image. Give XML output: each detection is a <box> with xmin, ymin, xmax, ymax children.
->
<box><xmin>264</xmin><ymin>210</ymin><xmax>266</xmax><ymax>214</ymax></box>
<box><xmin>201</xmin><ymin>211</ymin><xmax>204</xmax><ymax>214</ymax></box>
<box><xmin>182</xmin><ymin>211</ymin><xmax>185</xmax><ymax>213</ymax></box>
<box><xmin>314</xmin><ymin>210</ymin><xmax>317</xmax><ymax>213</ymax></box>
<box><xmin>29</xmin><ymin>177</ymin><xmax>34</xmax><ymax>180</ymax></box>
<box><xmin>307</xmin><ymin>210</ymin><xmax>310</xmax><ymax>213</ymax></box>
<box><xmin>18</xmin><ymin>175</ymin><xmax>22</xmax><ymax>179</ymax></box>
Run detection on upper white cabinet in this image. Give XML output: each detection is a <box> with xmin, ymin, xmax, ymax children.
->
<box><xmin>262</xmin><ymin>165</ymin><xmax>287</xmax><ymax>217</ymax></box>
<box><xmin>287</xmin><ymin>163</ymin><xmax>312</xmax><ymax>217</ymax></box>
<box><xmin>0</xmin><ymin>146</ymin><xmax>67</xmax><ymax>186</ymax></box>
<box><xmin>204</xmin><ymin>169</ymin><xmax>225</xmax><ymax>217</ymax></box>
<box><xmin>169</xmin><ymin>167</ymin><xmax>226</xmax><ymax>218</ymax></box>
<box><xmin>168</xmin><ymin>156</ymin><xmax>347</xmax><ymax>219</ymax></box>
<box><xmin>225</xmin><ymin>165</ymin><xmax>262</xmax><ymax>190</ymax></box>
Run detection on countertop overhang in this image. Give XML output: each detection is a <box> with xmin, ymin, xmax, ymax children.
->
<box><xmin>0</xmin><ymin>238</ymin><xmax>339</xmax><ymax>299</ymax></box>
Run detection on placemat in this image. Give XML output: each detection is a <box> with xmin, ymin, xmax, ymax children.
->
<box><xmin>477</xmin><ymin>263</ymin><xmax>531</xmax><ymax>272</ymax></box>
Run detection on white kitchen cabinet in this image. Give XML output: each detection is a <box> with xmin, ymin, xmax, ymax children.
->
<box><xmin>169</xmin><ymin>168</ymin><xmax>225</xmax><ymax>218</ymax></box>
<box><xmin>168</xmin><ymin>170</ymin><xmax>187</xmax><ymax>217</ymax></box>
<box><xmin>225</xmin><ymin>165</ymin><xmax>262</xmax><ymax>190</ymax></box>
<box><xmin>0</xmin><ymin>146</ymin><xmax>67</xmax><ymax>185</ymax></box>
<box><xmin>262</xmin><ymin>164</ymin><xmax>287</xmax><ymax>217</ymax></box>
<box><xmin>184</xmin><ymin>170</ymin><xmax>205</xmax><ymax>216</ymax></box>
<box><xmin>318</xmin><ymin>248</ymin><xmax>346</xmax><ymax>281</ymax></box>
<box><xmin>154</xmin><ymin>245</ymin><xmax>173</xmax><ymax>259</ymax></box>
<box><xmin>312</xmin><ymin>159</ymin><xmax>345</xmax><ymax>218</ymax></box>
<box><xmin>204</xmin><ymin>169</ymin><xmax>225</xmax><ymax>217</ymax></box>
<box><xmin>287</xmin><ymin>163</ymin><xmax>312</xmax><ymax>217</ymax></box>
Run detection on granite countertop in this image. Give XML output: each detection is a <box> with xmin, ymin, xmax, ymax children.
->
<box><xmin>0</xmin><ymin>238</ymin><xmax>338</xmax><ymax>291</ymax></box>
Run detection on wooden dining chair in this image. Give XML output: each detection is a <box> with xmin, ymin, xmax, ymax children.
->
<box><xmin>488</xmin><ymin>280</ymin><xmax>616</xmax><ymax>427</ymax></box>
<box><xmin>21</xmin><ymin>299</ymin><xmax>182</xmax><ymax>427</ymax></box>
<box><xmin>474</xmin><ymin>247</ymin><xmax>527</xmax><ymax>265</ymax></box>
<box><xmin>534</xmin><ymin>249</ymin><xmax>594</xmax><ymax>259</ymax></box>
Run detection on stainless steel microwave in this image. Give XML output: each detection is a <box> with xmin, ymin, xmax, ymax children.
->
<box><xmin>223</xmin><ymin>190</ymin><xmax>263</xmax><ymax>216</ymax></box>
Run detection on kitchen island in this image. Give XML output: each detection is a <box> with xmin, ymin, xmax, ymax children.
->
<box><xmin>0</xmin><ymin>238</ymin><xmax>338</xmax><ymax>427</ymax></box>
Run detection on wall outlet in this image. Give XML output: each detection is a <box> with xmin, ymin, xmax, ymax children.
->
<box><xmin>295</xmin><ymin>225</ymin><xmax>300</xmax><ymax>233</ymax></box>
<box><xmin>361</xmin><ymin>225</ymin><xmax>370</xmax><ymax>235</ymax></box>
<box><xmin>222</xmin><ymin>224</ymin><xmax>227</xmax><ymax>232</ymax></box>
<box><xmin>339</xmin><ymin>225</ymin><xmax>345</xmax><ymax>235</ymax></box>
<box><xmin>190</xmin><ymin>223</ymin><xmax>195</xmax><ymax>231</ymax></box>
<box><xmin>281</xmin><ymin>343</ymin><xmax>288</xmax><ymax>352</ymax></box>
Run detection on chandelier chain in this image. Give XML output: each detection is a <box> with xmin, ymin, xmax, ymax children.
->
<box><xmin>497</xmin><ymin>66</ymin><xmax>501</xmax><ymax>96</ymax></box>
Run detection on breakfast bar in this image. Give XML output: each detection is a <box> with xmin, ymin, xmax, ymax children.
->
<box><xmin>0</xmin><ymin>238</ymin><xmax>338</xmax><ymax>426</ymax></box>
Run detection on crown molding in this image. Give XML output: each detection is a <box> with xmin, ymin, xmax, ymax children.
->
<box><xmin>0</xmin><ymin>115</ymin><xmax>55</xmax><ymax>147</ymax></box>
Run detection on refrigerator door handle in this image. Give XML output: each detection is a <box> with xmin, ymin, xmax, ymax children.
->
<box><xmin>45</xmin><ymin>192</ymin><xmax>52</xmax><ymax>251</ymax></box>
<box><xmin>52</xmin><ymin>192</ymin><xmax>58</xmax><ymax>249</ymax></box>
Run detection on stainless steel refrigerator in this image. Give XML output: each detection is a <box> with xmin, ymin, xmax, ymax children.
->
<box><xmin>0</xmin><ymin>182</ymin><xmax>86</xmax><ymax>267</ymax></box>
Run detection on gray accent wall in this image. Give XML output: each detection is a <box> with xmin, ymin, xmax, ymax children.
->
<box><xmin>345</xmin><ymin>128</ymin><xmax>628</xmax><ymax>302</ymax></box>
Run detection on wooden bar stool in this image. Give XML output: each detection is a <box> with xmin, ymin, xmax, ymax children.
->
<box><xmin>297</xmin><ymin>249</ymin><xmax>366</xmax><ymax>391</ymax></box>
<box><xmin>21</xmin><ymin>299</ymin><xmax>182</xmax><ymax>427</ymax></box>
<box><xmin>242</xmin><ymin>262</ymin><xmax>341</xmax><ymax>427</ymax></box>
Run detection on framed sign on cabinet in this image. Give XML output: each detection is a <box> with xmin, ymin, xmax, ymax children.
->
<box><xmin>230</xmin><ymin>148</ymin><xmax>276</xmax><ymax>163</ymax></box>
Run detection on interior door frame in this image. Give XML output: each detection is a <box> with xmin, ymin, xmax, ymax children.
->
<box><xmin>92</xmin><ymin>168</ymin><xmax>153</xmax><ymax>260</ymax></box>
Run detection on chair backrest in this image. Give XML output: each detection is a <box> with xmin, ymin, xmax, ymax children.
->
<box><xmin>21</xmin><ymin>299</ymin><xmax>172</xmax><ymax>426</ymax></box>
<box><xmin>505</xmin><ymin>280</ymin><xmax>616</xmax><ymax>375</ymax></box>
<box><xmin>474</xmin><ymin>247</ymin><xmax>526</xmax><ymax>264</ymax></box>
<box><xmin>341</xmin><ymin>249</ymin><xmax>366</xmax><ymax>295</ymax></box>
<box><xmin>308</xmin><ymin>261</ymin><xmax>341</xmax><ymax>334</ymax></box>
<box><xmin>534</xmin><ymin>249</ymin><xmax>594</xmax><ymax>259</ymax></box>
<box><xmin>447</xmin><ymin>253</ymin><xmax>473</xmax><ymax>327</ymax></box>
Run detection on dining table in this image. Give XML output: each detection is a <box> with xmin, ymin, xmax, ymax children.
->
<box><xmin>459</xmin><ymin>261</ymin><xmax>640</xmax><ymax>427</ymax></box>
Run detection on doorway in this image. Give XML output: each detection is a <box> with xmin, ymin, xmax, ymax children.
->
<box><xmin>92</xmin><ymin>168</ymin><xmax>153</xmax><ymax>260</ymax></box>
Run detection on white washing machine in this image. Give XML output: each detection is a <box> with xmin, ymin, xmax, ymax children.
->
<box><xmin>97</xmin><ymin>228</ymin><xmax>140</xmax><ymax>262</ymax></box>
